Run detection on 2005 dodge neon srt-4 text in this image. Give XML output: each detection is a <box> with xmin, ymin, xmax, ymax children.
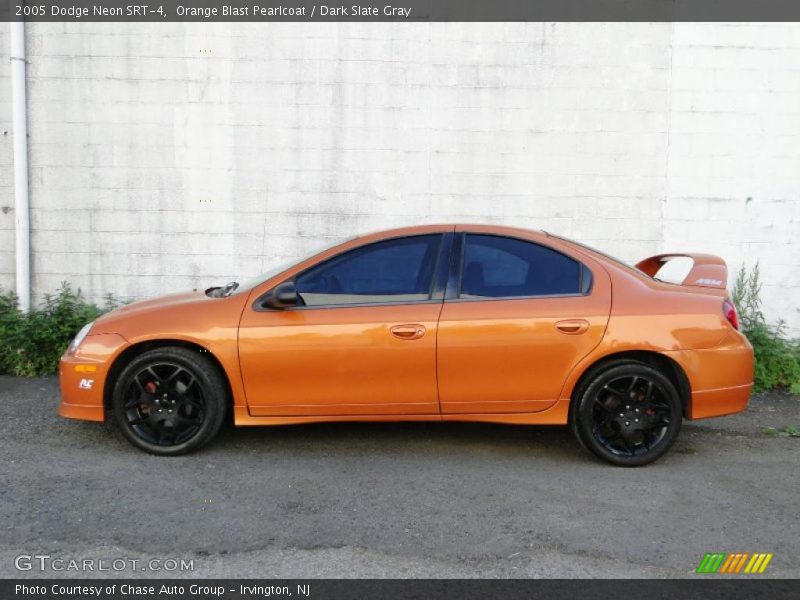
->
<box><xmin>59</xmin><ymin>225</ymin><xmax>753</xmax><ymax>466</ymax></box>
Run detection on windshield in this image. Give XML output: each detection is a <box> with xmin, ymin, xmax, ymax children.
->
<box><xmin>231</xmin><ymin>236</ymin><xmax>356</xmax><ymax>295</ymax></box>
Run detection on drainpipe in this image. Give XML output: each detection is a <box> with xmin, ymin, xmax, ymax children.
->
<box><xmin>10</xmin><ymin>20</ymin><xmax>30</xmax><ymax>312</ymax></box>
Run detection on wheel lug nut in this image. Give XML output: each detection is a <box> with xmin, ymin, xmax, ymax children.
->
<box><xmin>619</xmin><ymin>413</ymin><xmax>624</xmax><ymax>417</ymax></box>
<box><xmin>635</xmin><ymin>419</ymin><xmax>639</xmax><ymax>423</ymax></box>
<box><xmin>168</xmin><ymin>410</ymin><xmax>173</xmax><ymax>414</ymax></box>
<box><xmin>625</xmin><ymin>421</ymin><xmax>630</xmax><ymax>426</ymax></box>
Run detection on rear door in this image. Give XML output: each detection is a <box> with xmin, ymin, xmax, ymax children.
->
<box><xmin>437</xmin><ymin>229</ymin><xmax>611</xmax><ymax>414</ymax></box>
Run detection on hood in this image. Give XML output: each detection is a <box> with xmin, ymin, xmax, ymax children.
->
<box><xmin>93</xmin><ymin>291</ymin><xmax>208</xmax><ymax>332</ymax></box>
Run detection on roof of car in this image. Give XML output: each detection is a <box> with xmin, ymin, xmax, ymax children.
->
<box><xmin>358</xmin><ymin>224</ymin><xmax>546</xmax><ymax>238</ymax></box>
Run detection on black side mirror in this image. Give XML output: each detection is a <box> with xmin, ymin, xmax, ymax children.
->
<box><xmin>262</xmin><ymin>281</ymin><xmax>298</xmax><ymax>309</ymax></box>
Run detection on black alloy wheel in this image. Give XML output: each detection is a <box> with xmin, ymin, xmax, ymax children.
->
<box><xmin>112</xmin><ymin>347</ymin><xmax>226</xmax><ymax>455</ymax></box>
<box><xmin>571</xmin><ymin>361</ymin><xmax>682</xmax><ymax>466</ymax></box>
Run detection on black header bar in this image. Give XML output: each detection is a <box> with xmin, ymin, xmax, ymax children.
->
<box><xmin>2</xmin><ymin>579</ymin><xmax>799</xmax><ymax>600</ymax></box>
<box><xmin>4</xmin><ymin>0</ymin><xmax>800</xmax><ymax>22</ymax></box>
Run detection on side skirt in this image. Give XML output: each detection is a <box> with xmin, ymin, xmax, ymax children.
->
<box><xmin>233</xmin><ymin>398</ymin><xmax>571</xmax><ymax>426</ymax></box>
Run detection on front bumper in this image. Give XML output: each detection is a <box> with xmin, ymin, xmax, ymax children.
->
<box><xmin>58</xmin><ymin>333</ymin><xmax>128</xmax><ymax>422</ymax></box>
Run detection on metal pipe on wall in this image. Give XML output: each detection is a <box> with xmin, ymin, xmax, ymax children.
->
<box><xmin>10</xmin><ymin>20</ymin><xmax>30</xmax><ymax>312</ymax></box>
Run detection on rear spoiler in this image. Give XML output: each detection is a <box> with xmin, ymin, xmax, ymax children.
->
<box><xmin>635</xmin><ymin>253</ymin><xmax>728</xmax><ymax>289</ymax></box>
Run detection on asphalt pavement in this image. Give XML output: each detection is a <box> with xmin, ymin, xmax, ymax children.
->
<box><xmin>0</xmin><ymin>376</ymin><xmax>798</xmax><ymax>578</ymax></box>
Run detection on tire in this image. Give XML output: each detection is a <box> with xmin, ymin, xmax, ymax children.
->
<box><xmin>570</xmin><ymin>361</ymin><xmax>682</xmax><ymax>467</ymax></box>
<box><xmin>112</xmin><ymin>347</ymin><xmax>227</xmax><ymax>455</ymax></box>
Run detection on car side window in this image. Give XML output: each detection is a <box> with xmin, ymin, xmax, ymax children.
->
<box><xmin>460</xmin><ymin>234</ymin><xmax>585</xmax><ymax>298</ymax></box>
<box><xmin>295</xmin><ymin>235</ymin><xmax>442</xmax><ymax>307</ymax></box>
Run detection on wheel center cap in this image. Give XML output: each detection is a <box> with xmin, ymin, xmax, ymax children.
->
<box><xmin>615</xmin><ymin>407</ymin><xmax>642</xmax><ymax>430</ymax></box>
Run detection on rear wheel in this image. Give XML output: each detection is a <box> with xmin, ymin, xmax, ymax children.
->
<box><xmin>112</xmin><ymin>347</ymin><xmax>227</xmax><ymax>455</ymax></box>
<box><xmin>571</xmin><ymin>361</ymin><xmax>682</xmax><ymax>466</ymax></box>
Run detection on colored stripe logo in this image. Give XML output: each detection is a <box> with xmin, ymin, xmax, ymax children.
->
<box><xmin>696</xmin><ymin>552</ymin><xmax>773</xmax><ymax>574</ymax></box>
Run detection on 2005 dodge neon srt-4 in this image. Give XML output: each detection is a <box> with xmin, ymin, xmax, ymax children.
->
<box><xmin>59</xmin><ymin>225</ymin><xmax>753</xmax><ymax>466</ymax></box>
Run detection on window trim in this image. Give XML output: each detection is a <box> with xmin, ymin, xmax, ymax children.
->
<box><xmin>253</xmin><ymin>233</ymin><xmax>451</xmax><ymax>312</ymax></box>
<box><xmin>449</xmin><ymin>232</ymin><xmax>594</xmax><ymax>303</ymax></box>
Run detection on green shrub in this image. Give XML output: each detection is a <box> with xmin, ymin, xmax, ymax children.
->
<box><xmin>0</xmin><ymin>283</ymin><xmax>118</xmax><ymax>377</ymax></box>
<box><xmin>0</xmin><ymin>290</ymin><xmax>22</xmax><ymax>375</ymax></box>
<box><xmin>731</xmin><ymin>264</ymin><xmax>800</xmax><ymax>394</ymax></box>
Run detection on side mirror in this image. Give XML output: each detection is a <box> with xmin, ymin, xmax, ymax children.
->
<box><xmin>262</xmin><ymin>281</ymin><xmax>298</xmax><ymax>309</ymax></box>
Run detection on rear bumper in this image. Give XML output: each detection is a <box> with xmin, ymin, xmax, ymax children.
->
<box><xmin>687</xmin><ymin>382</ymin><xmax>753</xmax><ymax>419</ymax></box>
<box><xmin>666</xmin><ymin>329</ymin><xmax>754</xmax><ymax>420</ymax></box>
<box><xmin>59</xmin><ymin>333</ymin><xmax>128</xmax><ymax>423</ymax></box>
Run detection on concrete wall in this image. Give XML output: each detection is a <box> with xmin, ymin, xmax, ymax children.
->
<box><xmin>0</xmin><ymin>22</ymin><xmax>798</xmax><ymax>333</ymax></box>
<box><xmin>0</xmin><ymin>24</ymin><xmax>14</xmax><ymax>287</ymax></box>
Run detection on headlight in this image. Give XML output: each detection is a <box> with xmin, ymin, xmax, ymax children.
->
<box><xmin>68</xmin><ymin>322</ymin><xmax>94</xmax><ymax>355</ymax></box>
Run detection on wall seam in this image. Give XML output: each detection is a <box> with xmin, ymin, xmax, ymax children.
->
<box><xmin>661</xmin><ymin>22</ymin><xmax>676</xmax><ymax>253</ymax></box>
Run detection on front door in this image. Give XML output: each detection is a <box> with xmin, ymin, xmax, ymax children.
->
<box><xmin>239</xmin><ymin>233</ymin><xmax>448</xmax><ymax>416</ymax></box>
<box><xmin>437</xmin><ymin>231</ymin><xmax>611</xmax><ymax>414</ymax></box>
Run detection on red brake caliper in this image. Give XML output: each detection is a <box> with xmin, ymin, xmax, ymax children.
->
<box><xmin>639</xmin><ymin>390</ymin><xmax>655</xmax><ymax>416</ymax></box>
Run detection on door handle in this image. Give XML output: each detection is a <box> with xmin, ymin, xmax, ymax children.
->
<box><xmin>390</xmin><ymin>324</ymin><xmax>426</xmax><ymax>340</ymax></box>
<box><xmin>555</xmin><ymin>319</ymin><xmax>590</xmax><ymax>335</ymax></box>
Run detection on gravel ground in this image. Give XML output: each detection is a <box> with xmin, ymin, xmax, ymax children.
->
<box><xmin>0</xmin><ymin>376</ymin><xmax>798</xmax><ymax>578</ymax></box>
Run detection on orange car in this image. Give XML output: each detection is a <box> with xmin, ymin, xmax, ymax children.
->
<box><xmin>59</xmin><ymin>225</ymin><xmax>753</xmax><ymax>466</ymax></box>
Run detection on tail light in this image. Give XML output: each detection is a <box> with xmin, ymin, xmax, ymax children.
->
<box><xmin>723</xmin><ymin>299</ymin><xmax>739</xmax><ymax>330</ymax></box>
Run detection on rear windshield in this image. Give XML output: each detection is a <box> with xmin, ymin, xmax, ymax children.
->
<box><xmin>547</xmin><ymin>234</ymin><xmax>647</xmax><ymax>278</ymax></box>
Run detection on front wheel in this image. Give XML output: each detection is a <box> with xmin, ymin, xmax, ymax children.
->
<box><xmin>112</xmin><ymin>347</ymin><xmax>227</xmax><ymax>455</ymax></box>
<box><xmin>571</xmin><ymin>362</ymin><xmax>682</xmax><ymax>467</ymax></box>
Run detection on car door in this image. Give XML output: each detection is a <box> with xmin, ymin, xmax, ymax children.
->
<box><xmin>238</xmin><ymin>232</ymin><xmax>451</xmax><ymax>417</ymax></box>
<box><xmin>437</xmin><ymin>229</ymin><xmax>611</xmax><ymax>414</ymax></box>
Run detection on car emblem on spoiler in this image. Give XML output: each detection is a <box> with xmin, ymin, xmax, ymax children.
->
<box><xmin>695</xmin><ymin>278</ymin><xmax>723</xmax><ymax>286</ymax></box>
